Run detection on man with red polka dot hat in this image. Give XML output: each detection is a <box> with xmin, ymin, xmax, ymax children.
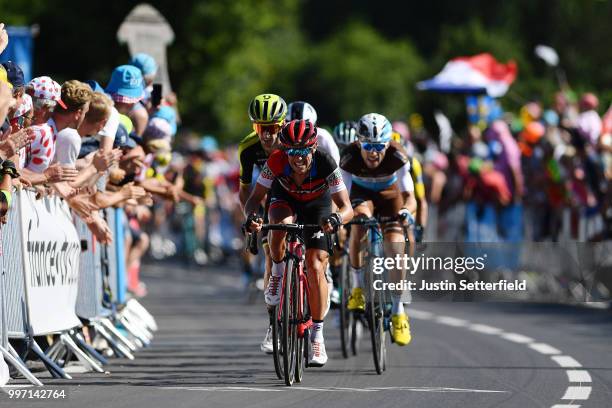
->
<box><xmin>20</xmin><ymin>80</ymin><xmax>92</xmax><ymax>185</ymax></box>
<box><xmin>26</xmin><ymin>76</ymin><xmax>66</xmax><ymax>126</ymax></box>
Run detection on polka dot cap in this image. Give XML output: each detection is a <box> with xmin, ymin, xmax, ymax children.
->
<box><xmin>27</xmin><ymin>76</ymin><xmax>67</xmax><ymax>109</ymax></box>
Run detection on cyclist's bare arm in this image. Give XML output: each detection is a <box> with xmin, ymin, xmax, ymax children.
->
<box><xmin>244</xmin><ymin>182</ymin><xmax>269</xmax><ymax>221</ymax></box>
<box><xmin>327</xmin><ymin>188</ymin><xmax>354</xmax><ymax>230</ymax></box>
<box><xmin>239</xmin><ymin>183</ymin><xmax>251</xmax><ymax>210</ymax></box>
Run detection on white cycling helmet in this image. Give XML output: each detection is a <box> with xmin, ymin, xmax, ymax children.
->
<box><xmin>357</xmin><ymin>113</ymin><xmax>392</xmax><ymax>143</ymax></box>
<box><xmin>287</xmin><ymin>101</ymin><xmax>318</xmax><ymax>124</ymax></box>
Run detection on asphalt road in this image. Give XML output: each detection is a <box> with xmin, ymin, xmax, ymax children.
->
<box><xmin>2</xmin><ymin>262</ymin><xmax>612</xmax><ymax>408</ymax></box>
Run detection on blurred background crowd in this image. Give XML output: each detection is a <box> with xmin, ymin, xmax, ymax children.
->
<box><xmin>0</xmin><ymin>1</ymin><xmax>610</xmax><ymax>290</ymax></box>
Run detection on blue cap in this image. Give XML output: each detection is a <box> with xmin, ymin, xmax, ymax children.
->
<box><xmin>129</xmin><ymin>53</ymin><xmax>158</xmax><ymax>77</ymax></box>
<box><xmin>114</xmin><ymin>123</ymin><xmax>138</xmax><ymax>149</ymax></box>
<box><xmin>200</xmin><ymin>135</ymin><xmax>218</xmax><ymax>152</ymax></box>
<box><xmin>152</xmin><ymin>106</ymin><xmax>177</xmax><ymax>136</ymax></box>
<box><xmin>78</xmin><ymin>137</ymin><xmax>100</xmax><ymax>159</ymax></box>
<box><xmin>85</xmin><ymin>80</ymin><xmax>104</xmax><ymax>93</ymax></box>
<box><xmin>105</xmin><ymin>65</ymin><xmax>144</xmax><ymax>100</ymax></box>
<box><xmin>1</xmin><ymin>61</ymin><xmax>24</xmax><ymax>87</ymax></box>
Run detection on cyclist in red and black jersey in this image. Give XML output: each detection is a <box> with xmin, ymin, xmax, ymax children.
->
<box><xmin>244</xmin><ymin>120</ymin><xmax>353</xmax><ymax>366</ymax></box>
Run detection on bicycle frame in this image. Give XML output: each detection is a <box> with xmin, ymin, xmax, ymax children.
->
<box><xmin>277</xmin><ymin>231</ymin><xmax>312</xmax><ymax>338</ymax></box>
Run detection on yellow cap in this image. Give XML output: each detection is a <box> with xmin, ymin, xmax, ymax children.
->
<box><xmin>0</xmin><ymin>65</ymin><xmax>13</xmax><ymax>89</ymax></box>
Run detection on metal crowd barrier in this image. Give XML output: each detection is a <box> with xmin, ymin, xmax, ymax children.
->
<box><xmin>0</xmin><ymin>189</ymin><xmax>157</xmax><ymax>386</ymax></box>
<box><xmin>74</xmin><ymin>214</ymin><xmax>111</xmax><ymax>320</ymax></box>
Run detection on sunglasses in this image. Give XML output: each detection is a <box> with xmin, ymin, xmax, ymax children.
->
<box><xmin>361</xmin><ymin>142</ymin><xmax>388</xmax><ymax>152</ymax></box>
<box><xmin>285</xmin><ymin>147</ymin><xmax>313</xmax><ymax>157</ymax></box>
<box><xmin>253</xmin><ymin>123</ymin><xmax>282</xmax><ymax>134</ymax></box>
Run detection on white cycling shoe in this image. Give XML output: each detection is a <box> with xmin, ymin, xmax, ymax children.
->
<box><xmin>308</xmin><ymin>340</ymin><xmax>328</xmax><ymax>367</ymax></box>
<box><xmin>260</xmin><ymin>325</ymin><xmax>274</xmax><ymax>354</ymax></box>
<box><xmin>264</xmin><ymin>275</ymin><xmax>282</xmax><ymax>306</ymax></box>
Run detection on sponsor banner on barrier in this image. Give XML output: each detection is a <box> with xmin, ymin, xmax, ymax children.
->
<box><xmin>19</xmin><ymin>190</ymin><xmax>81</xmax><ymax>335</ymax></box>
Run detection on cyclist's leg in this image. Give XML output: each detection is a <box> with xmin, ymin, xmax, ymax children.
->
<box><xmin>347</xmin><ymin>185</ymin><xmax>374</xmax><ymax>311</ymax></box>
<box><xmin>266</xmin><ymin>183</ymin><xmax>296</xmax><ymax>306</ymax></box>
<box><xmin>260</xmin><ymin>188</ymin><xmax>294</xmax><ymax>353</ymax></box>
<box><xmin>302</xmin><ymin>194</ymin><xmax>332</xmax><ymax>366</ymax></box>
<box><xmin>380</xmin><ymin>185</ymin><xmax>411</xmax><ymax>345</ymax></box>
<box><xmin>261</xmin><ymin>193</ymin><xmax>273</xmax><ymax>298</ymax></box>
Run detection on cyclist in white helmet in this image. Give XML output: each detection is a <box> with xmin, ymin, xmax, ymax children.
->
<box><xmin>339</xmin><ymin>113</ymin><xmax>416</xmax><ymax>346</ymax></box>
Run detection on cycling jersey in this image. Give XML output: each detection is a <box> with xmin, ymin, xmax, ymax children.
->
<box><xmin>238</xmin><ymin>132</ymin><xmax>269</xmax><ymax>185</ymax></box>
<box><xmin>339</xmin><ymin>141</ymin><xmax>411</xmax><ymax>192</ymax></box>
<box><xmin>257</xmin><ymin>149</ymin><xmax>345</xmax><ymax>202</ymax></box>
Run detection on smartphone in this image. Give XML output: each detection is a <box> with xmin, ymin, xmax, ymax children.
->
<box><xmin>151</xmin><ymin>84</ymin><xmax>162</xmax><ymax>107</ymax></box>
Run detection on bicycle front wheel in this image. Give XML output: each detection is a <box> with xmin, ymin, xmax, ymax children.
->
<box><xmin>294</xmin><ymin>269</ymin><xmax>307</xmax><ymax>383</ymax></box>
<box><xmin>282</xmin><ymin>258</ymin><xmax>297</xmax><ymax>386</ymax></box>
<box><xmin>271</xmin><ymin>306</ymin><xmax>283</xmax><ymax>379</ymax></box>
<box><xmin>339</xmin><ymin>252</ymin><xmax>353</xmax><ymax>358</ymax></box>
<box><xmin>365</xmin><ymin>254</ymin><xmax>386</xmax><ymax>375</ymax></box>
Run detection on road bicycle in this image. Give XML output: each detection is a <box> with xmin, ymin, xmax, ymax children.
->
<box><xmin>343</xmin><ymin>214</ymin><xmax>411</xmax><ymax>374</ymax></box>
<box><xmin>248</xmin><ymin>223</ymin><xmax>331</xmax><ymax>385</ymax></box>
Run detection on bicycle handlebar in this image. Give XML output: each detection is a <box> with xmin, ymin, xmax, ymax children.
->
<box><xmin>260</xmin><ymin>223</ymin><xmax>321</xmax><ymax>233</ymax></box>
<box><xmin>245</xmin><ymin>223</ymin><xmax>325</xmax><ymax>255</ymax></box>
<box><xmin>344</xmin><ymin>214</ymin><xmax>404</xmax><ymax>226</ymax></box>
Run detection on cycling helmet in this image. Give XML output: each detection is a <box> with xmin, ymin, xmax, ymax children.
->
<box><xmin>248</xmin><ymin>94</ymin><xmax>287</xmax><ymax>124</ymax></box>
<box><xmin>279</xmin><ymin>119</ymin><xmax>318</xmax><ymax>148</ymax></box>
<box><xmin>286</xmin><ymin>101</ymin><xmax>317</xmax><ymax>124</ymax></box>
<box><xmin>357</xmin><ymin>113</ymin><xmax>392</xmax><ymax>143</ymax></box>
<box><xmin>333</xmin><ymin>121</ymin><xmax>358</xmax><ymax>147</ymax></box>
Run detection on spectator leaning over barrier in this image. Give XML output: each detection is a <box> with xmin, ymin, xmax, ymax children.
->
<box><xmin>25</xmin><ymin>76</ymin><xmax>62</xmax><ymax>126</ymax></box>
<box><xmin>20</xmin><ymin>79</ymin><xmax>91</xmax><ymax>186</ymax></box>
<box><xmin>85</xmin><ymin>80</ymin><xmax>120</xmax><ymax>153</ymax></box>
<box><xmin>56</xmin><ymin>92</ymin><xmax>121</xmax><ymax>190</ymax></box>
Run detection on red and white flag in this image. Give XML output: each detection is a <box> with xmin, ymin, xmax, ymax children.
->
<box><xmin>417</xmin><ymin>53</ymin><xmax>518</xmax><ymax>97</ymax></box>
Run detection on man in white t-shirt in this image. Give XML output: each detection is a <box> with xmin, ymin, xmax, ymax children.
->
<box><xmin>55</xmin><ymin>92</ymin><xmax>113</xmax><ymax>166</ymax></box>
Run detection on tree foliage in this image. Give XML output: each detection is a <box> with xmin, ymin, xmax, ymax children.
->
<box><xmin>1</xmin><ymin>0</ymin><xmax>610</xmax><ymax>142</ymax></box>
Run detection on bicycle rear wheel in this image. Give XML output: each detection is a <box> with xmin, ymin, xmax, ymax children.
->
<box><xmin>365</xmin><ymin>254</ymin><xmax>386</xmax><ymax>375</ymax></box>
<box><xmin>338</xmin><ymin>252</ymin><xmax>353</xmax><ymax>358</ymax></box>
<box><xmin>282</xmin><ymin>258</ymin><xmax>297</xmax><ymax>386</ymax></box>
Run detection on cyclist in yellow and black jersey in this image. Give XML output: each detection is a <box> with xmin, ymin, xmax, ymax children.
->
<box><xmin>237</xmin><ymin>93</ymin><xmax>288</xmax><ymax>355</ymax></box>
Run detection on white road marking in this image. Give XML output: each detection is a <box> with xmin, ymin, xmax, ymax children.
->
<box><xmin>435</xmin><ymin>316</ymin><xmax>467</xmax><ymax>327</ymax></box>
<box><xmin>551</xmin><ymin>356</ymin><xmax>582</xmax><ymax>368</ymax></box>
<box><xmin>407</xmin><ymin>309</ymin><xmax>434</xmax><ymax>320</ymax></box>
<box><xmin>566</xmin><ymin>370</ymin><xmax>592</xmax><ymax>383</ymax></box>
<box><xmin>500</xmin><ymin>332</ymin><xmax>534</xmax><ymax>344</ymax></box>
<box><xmin>469</xmin><ymin>324</ymin><xmax>503</xmax><ymax>335</ymax></box>
<box><xmin>529</xmin><ymin>343</ymin><xmax>562</xmax><ymax>355</ymax></box>
<box><xmin>159</xmin><ymin>386</ymin><xmax>508</xmax><ymax>393</ymax></box>
<box><xmin>292</xmin><ymin>387</ymin><xmax>375</xmax><ymax>392</ymax></box>
<box><xmin>561</xmin><ymin>386</ymin><xmax>592</xmax><ymax>400</ymax></box>
<box><xmin>371</xmin><ymin>386</ymin><xmax>508</xmax><ymax>393</ymax></box>
<box><xmin>159</xmin><ymin>386</ymin><xmax>282</xmax><ymax>392</ymax></box>
<box><xmin>551</xmin><ymin>405</ymin><xmax>581</xmax><ymax>408</ymax></box>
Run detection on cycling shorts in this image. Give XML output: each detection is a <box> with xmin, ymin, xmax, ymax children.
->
<box><xmin>350</xmin><ymin>181</ymin><xmax>403</xmax><ymax>218</ymax></box>
<box><xmin>268</xmin><ymin>180</ymin><xmax>332</xmax><ymax>254</ymax></box>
